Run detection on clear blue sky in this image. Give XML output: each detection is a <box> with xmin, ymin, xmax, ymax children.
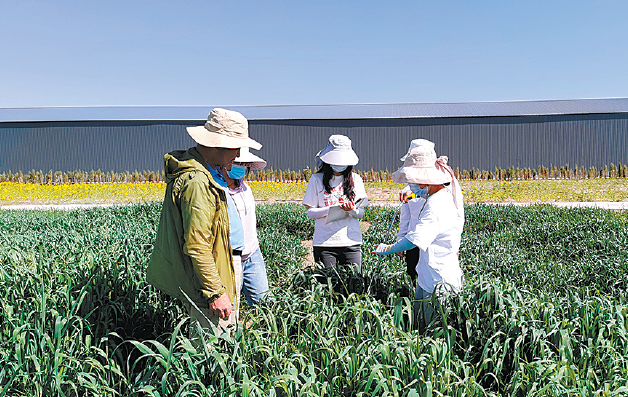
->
<box><xmin>2</xmin><ymin>0</ymin><xmax>627</xmax><ymax>108</ymax></box>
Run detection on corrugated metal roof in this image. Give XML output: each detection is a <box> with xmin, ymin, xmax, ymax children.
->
<box><xmin>1</xmin><ymin>98</ymin><xmax>628</xmax><ymax>122</ymax></box>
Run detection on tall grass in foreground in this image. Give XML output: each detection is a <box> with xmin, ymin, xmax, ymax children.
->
<box><xmin>1</xmin><ymin>203</ymin><xmax>628</xmax><ymax>395</ymax></box>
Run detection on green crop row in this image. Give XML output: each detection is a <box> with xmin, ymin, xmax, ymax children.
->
<box><xmin>3</xmin><ymin>161</ymin><xmax>628</xmax><ymax>184</ymax></box>
<box><xmin>1</xmin><ymin>203</ymin><xmax>628</xmax><ymax>395</ymax></box>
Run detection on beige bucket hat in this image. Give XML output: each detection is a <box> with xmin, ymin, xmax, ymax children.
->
<box><xmin>316</xmin><ymin>135</ymin><xmax>359</xmax><ymax>166</ymax></box>
<box><xmin>234</xmin><ymin>147</ymin><xmax>267</xmax><ymax>170</ymax></box>
<box><xmin>400</xmin><ymin>138</ymin><xmax>435</xmax><ymax>161</ymax></box>
<box><xmin>392</xmin><ymin>146</ymin><xmax>452</xmax><ymax>185</ymax></box>
<box><xmin>186</xmin><ymin>108</ymin><xmax>262</xmax><ymax>150</ymax></box>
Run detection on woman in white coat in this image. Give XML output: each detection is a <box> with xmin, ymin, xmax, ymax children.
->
<box><xmin>374</xmin><ymin>145</ymin><xmax>464</xmax><ymax>330</ymax></box>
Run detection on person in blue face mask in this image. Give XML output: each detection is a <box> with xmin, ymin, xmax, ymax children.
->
<box><xmin>302</xmin><ymin>135</ymin><xmax>369</xmax><ymax>270</ymax></box>
<box><xmin>373</xmin><ymin>145</ymin><xmax>465</xmax><ymax>332</ymax></box>
<box><xmin>221</xmin><ymin>147</ymin><xmax>270</xmax><ymax>307</ymax></box>
<box><xmin>396</xmin><ymin>139</ymin><xmax>436</xmax><ymax>283</ymax></box>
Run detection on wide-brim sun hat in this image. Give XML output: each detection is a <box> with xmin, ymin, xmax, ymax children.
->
<box><xmin>400</xmin><ymin>138</ymin><xmax>435</xmax><ymax>161</ymax></box>
<box><xmin>392</xmin><ymin>146</ymin><xmax>452</xmax><ymax>185</ymax></box>
<box><xmin>234</xmin><ymin>147</ymin><xmax>267</xmax><ymax>170</ymax></box>
<box><xmin>317</xmin><ymin>135</ymin><xmax>359</xmax><ymax>166</ymax></box>
<box><xmin>186</xmin><ymin>108</ymin><xmax>262</xmax><ymax>150</ymax></box>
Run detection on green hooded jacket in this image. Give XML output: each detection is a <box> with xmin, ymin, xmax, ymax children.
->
<box><xmin>146</xmin><ymin>147</ymin><xmax>235</xmax><ymax>308</ymax></box>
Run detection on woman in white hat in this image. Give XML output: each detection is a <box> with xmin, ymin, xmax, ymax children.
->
<box><xmin>373</xmin><ymin>145</ymin><xmax>465</xmax><ymax>331</ymax></box>
<box><xmin>302</xmin><ymin>135</ymin><xmax>369</xmax><ymax>270</ymax></box>
<box><xmin>221</xmin><ymin>147</ymin><xmax>270</xmax><ymax>307</ymax></box>
<box><xmin>396</xmin><ymin>139</ymin><xmax>437</xmax><ymax>283</ymax></box>
<box><xmin>395</xmin><ymin>139</ymin><xmax>465</xmax><ymax>282</ymax></box>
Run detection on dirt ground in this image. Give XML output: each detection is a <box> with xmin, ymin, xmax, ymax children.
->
<box><xmin>301</xmin><ymin>240</ymin><xmax>315</xmax><ymax>266</ymax></box>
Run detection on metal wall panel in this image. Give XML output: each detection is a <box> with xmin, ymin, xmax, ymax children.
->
<box><xmin>250</xmin><ymin>114</ymin><xmax>628</xmax><ymax>173</ymax></box>
<box><xmin>1</xmin><ymin>114</ymin><xmax>627</xmax><ymax>173</ymax></box>
<box><xmin>0</xmin><ymin>121</ymin><xmax>196</xmax><ymax>173</ymax></box>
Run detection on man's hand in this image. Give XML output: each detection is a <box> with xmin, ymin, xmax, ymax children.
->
<box><xmin>210</xmin><ymin>293</ymin><xmax>232</xmax><ymax>319</ymax></box>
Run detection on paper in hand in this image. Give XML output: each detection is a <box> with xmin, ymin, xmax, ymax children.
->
<box><xmin>325</xmin><ymin>197</ymin><xmax>366</xmax><ymax>224</ymax></box>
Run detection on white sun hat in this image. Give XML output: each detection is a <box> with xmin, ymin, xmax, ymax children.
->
<box><xmin>316</xmin><ymin>135</ymin><xmax>359</xmax><ymax>166</ymax></box>
<box><xmin>234</xmin><ymin>147</ymin><xmax>267</xmax><ymax>170</ymax></box>
<box><xmin>392</xmin><ymin>146</ymin><xmax>452</xmax><ymax>185</ymax></box>
<box><xmin>400</xmin><ymin>138</ymin><xmax>435</xmax><ymax>161</ymax></box>
<box><xmin>186</xmin><ymin>108</ymin><xmax>262</xmax><ymax>150</ymax></box>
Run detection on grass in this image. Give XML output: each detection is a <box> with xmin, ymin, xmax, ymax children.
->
<box><xmin>2</xmin><ymin>178</ymin><xmax>628</xmax><ymax>205</ymax></box>
<box><xmin>2</xmin><ymin>203</ymin><xmax>628</xmax><ymax>395</ymax></box>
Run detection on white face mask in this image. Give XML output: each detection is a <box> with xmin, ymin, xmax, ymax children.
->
<box><xmin>330</xmin><ymin>164</ymin><xmax>348</xmax><ymax>173</ymax></box>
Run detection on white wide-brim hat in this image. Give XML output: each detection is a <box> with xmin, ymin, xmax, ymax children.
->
<box><xmin>400</xmin><ymin>138</ymin><xmax>435</xmax><ymax>161</ymax></box>
<box><xmin>234</xmin><ymin>147</ymin><xmax>267</xmax><ymax>170</ymax></box>
<box><xmin>392</xmin><ymin>146</ymin><xmax>452</xmax><ymax>185</ymax></box>
<box><xmin>186</xmin><ymin>108</ymin><xmax>262</xmax><ymax>150</ymax></box>
<box><xmin>317</xmin><ymin>135</ymin><xmax>359</xmax><ymax>166</ymax></box>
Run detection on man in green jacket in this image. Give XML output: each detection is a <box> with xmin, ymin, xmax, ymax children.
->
<box><xmin>147</xmin><ymin>108</ymin><xmax>262</xmax><ymax>333</ymax></box>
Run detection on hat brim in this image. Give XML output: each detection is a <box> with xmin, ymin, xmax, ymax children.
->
<box><xmin>186</xmin><ymin>126</ymin><xmax>262</xmax><ymax>150</ymax></box>
<box><xmin>234</xmin><ymin>151</ymin><xmax>267</xmax><ymax>170</ymax></box>
<box><xmin>319</xmin><ymin>151</ymin><xmax>359</xmax><ymax>166</ymax></box>
<box><xmin>392</xmin><ymin>166</ymin><xmax>451</xmax><ymax>184</ymax></box>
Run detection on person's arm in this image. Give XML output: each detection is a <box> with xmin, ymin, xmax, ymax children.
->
<box><xmin>373</xmin><ymin>237</ymin><xmax>415</xmax><ymax>255</ymax></box>
<box><xmin>396</xmin><ymin>203</ymin><xmax>410</xmax><ymax>241</ymax></box>
<box><xmin>305</xmin><ymin>205</ymin><xmax>329</xmax><ymax>219</ymax></box>
<box><xmin>303</xmin><ymin>175</ymin><xmax>328</xmax><ymax>219</ymax></box>
<box><xmin>180</xmin><ymin>178</ymin><xmax>232</xmax><ymax>316</ymax></box>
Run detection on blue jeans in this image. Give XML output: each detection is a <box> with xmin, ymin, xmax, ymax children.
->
<box><xmin>241</xmin><ymin>247</ymin><xmax>269</xmax><ymax>306</ymax></box>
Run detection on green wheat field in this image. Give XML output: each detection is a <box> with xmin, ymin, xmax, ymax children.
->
<box><xmin>2</xmin><ymin>201</ymin><xmax>628</xmax><ymax>396</ymax></box>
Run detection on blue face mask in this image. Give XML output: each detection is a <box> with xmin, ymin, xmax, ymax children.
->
<box><xmin>409</xmin><ymin>184</ymin><xmax>429</xmax><ymax>198</ymax></box>
<box><xmin>330</xmin><ymin>164</ymin><xmax>348</xmax><ymax>173</ymax></box>
<box><xmin>227</xmin><ymin>164</ymin><xmax>247</xmax><ymax>180</ymax></box>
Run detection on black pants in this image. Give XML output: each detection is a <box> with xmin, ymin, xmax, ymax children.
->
<box><xmin>313</xmin><ymin>245</ymin><xmax>362</xmax><ymax>271</ymax></box>
<box><xmin>405</xmin><ymin>247</ymin><xmax>420</xmax><ymax>281</ymax></box>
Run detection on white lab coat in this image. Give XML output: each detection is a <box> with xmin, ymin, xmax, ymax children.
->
<box><xmin>405</xmin><ymin>188</ymin><xmax>465</xmax><ymax>294</ymax></box>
